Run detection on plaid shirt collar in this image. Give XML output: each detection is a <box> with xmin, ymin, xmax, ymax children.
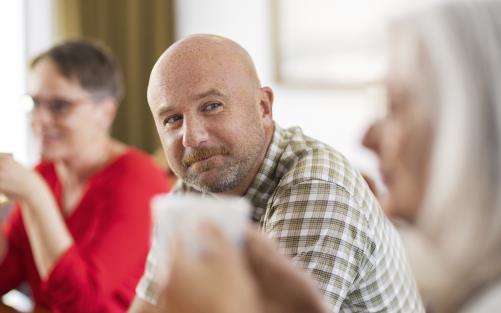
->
<box><xmin>244</xmin><ymin>124</ymin><xmax>287</xmax><ymax>222</ymax></box>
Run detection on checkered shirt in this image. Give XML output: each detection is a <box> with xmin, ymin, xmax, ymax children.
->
<box><xmin>136</xmin><ymin>125</ymin><xmax>424</xmax><ymax>312</ymax></box>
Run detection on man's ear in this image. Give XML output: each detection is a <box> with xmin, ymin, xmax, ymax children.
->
<box><xmin>259</xmin><ymin>86</ymin><xmax>273</xmax><ymax>122</ymax></box>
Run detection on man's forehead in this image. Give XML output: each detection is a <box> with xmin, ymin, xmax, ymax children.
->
<box><xmin>191</xmin><ymin>88</ymin><xmax>226</xmax><ymax>100</ymax></box>
<box><xmin>155</xmin><ymin>45</ymin><xmax>254</xmax><ymax>83</ymax></box>
<box><xmin>152</xmin><ymin>87</ymin><xmax>228</xmax><ymax>113</ymax></box>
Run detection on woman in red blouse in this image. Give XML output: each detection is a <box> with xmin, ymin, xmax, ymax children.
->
<box><xmin>0</xmin><ymin>40</ymin><xmax>170</xmax><ymax>312</ymax></box>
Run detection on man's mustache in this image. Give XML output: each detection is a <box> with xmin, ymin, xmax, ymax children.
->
<box><xmin>182</xmin><ymin>147</ymin><xmax>230</xmax><ymax>168</ymax></box>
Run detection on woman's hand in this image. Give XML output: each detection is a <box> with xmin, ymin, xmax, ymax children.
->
<box><xmin>160</xmin><ymin>223</ymin><xmax>328</xmax><ymax>313</ymax></box>
<box><xmin>163</xmin><ymin>222</ymin><xmax>262</xmax><ymax>313</ymax></box>
<box><xmin>0</xmin><ymin>153</ymin><xmax>46</xmax><ymax>204</ymax></box>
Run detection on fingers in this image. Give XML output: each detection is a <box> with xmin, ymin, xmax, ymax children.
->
<box><xmin>0</xmin><ymin>153</ymin><xmax>14</xmax><ymax>172</ymax></box>
<box><xmin>165</xmin><ymin>222</ymin><xmax>263</xmax><ymax>313</ymax></box>
<box><xmin>198</xmin><ymin>220</ymin><xmax>228</xmax><ymax>246</ymax></box>
<box><xmin>0</xmin><ymin>155</ymin><xmax>12</xmax><ymax>197</ymax></box>
<box><xmin>197</xmin><ymin>220</ymin><xmax>238</xmax><ymax>262</ymax></box>
<box><xmin>0</xmin><ymin>155</ymin><xmax>21</xmax><ymax>199</ymax></box>
<box><xmin>168</xmin><ymin>236</ymin><xmax>186</xmax><ymax>264</ymax></box>
<box><xmin>245</xmin><ymin>226</ymin><xmax>276</xmax><ymax>252</ymax></box>
<box><xmin>0</xmin><ymin>153</ymin><xmax>16</xmax><ymax>176</ymax></box>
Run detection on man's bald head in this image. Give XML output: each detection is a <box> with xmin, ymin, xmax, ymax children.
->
<box><xmin>148</xmin><ymin>34</ymin><xmax>261</xmax><ymax>104</ymax></box>
<box><xmin>146</xmin><ymin>34</ymin><xmax>274</xmax><ymax>195</ymax></box>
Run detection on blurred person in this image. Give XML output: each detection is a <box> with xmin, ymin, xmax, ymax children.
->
<box><xmin>0</xmin><ymin>40</ymin><xmax>170</xmax><ymax>312</ymax></box>
<box><xmin>129</xmin><ymin>34</ymin><xmax>423</xmax><ymax>312</ymax></box>
<box><xmin>363</xmin><ymin>1</ymin><xmax>501</xmax><ymax>312</ymax></box>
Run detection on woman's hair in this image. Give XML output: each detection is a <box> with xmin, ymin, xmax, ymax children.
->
<box><xmin>30</xmin><ymin>39</ymin><xmax>124</xmax><ymax>102</ymax></box>
<box><xmin>391</xmin><ymin>1</ymin><xmax>501</xmax><ymax>312</ymax></box>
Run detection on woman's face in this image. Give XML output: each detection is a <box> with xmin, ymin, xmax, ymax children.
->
<box><xmin>364</xmin><ymin>38</ymin><xmax>435</xmax><ymax>222</ymax></box>
<box><xmin>28</xmin><ymin>58</ymin><xmax>111</xmax><ymax>162</ymax></box>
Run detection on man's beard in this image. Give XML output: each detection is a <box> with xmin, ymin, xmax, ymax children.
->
<box><xmin>184</xmin><ymin>158</ymin><xmax>250</xmax><ymax>193</ymax></box>
<box><xmin>181</xmin><ymin>133</ymin><xmax>265</xmax><ymax>193</ymax></box>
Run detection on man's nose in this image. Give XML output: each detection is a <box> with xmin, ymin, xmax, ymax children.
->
<box><xmin>182</xmin><ymin>117</ymin><xmax>209</xmax><ymax>148</ymax></box>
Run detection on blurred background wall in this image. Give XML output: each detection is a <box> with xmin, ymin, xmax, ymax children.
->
<box><xmin>1</xmin><ymin>0</ymin><xmax>440</xmax><ymax>179</ymax></box>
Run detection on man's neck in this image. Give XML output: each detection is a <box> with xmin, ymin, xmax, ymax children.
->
<box><xmin>223</xmin><ymin>125</ymin><xmax>275</xmax><ymax>197</ymax></box>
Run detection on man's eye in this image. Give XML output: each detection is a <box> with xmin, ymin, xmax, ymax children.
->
<box><xmin>163</xmin><ymin>114</ymin><xmax>183</xmax><ymax>126</ymax></box>
<box><xmin>203</xmin><ymin>102</ymin><xmax>222</xmax><ymax>112</ymax></box>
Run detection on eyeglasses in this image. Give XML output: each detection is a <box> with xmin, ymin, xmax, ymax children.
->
<box><xmin>29</xmin><ymin>95</ymin><xmax>93</xmax><ymax>118</ymax></box>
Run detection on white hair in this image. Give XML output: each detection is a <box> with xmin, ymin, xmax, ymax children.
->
<box><xmin>392</xmin><ymin>1</ymin><xmax>501</xmax><ymax>312</ymax></box>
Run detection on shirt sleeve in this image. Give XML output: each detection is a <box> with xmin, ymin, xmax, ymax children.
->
<box><xmin>263</xmin><ymin>179</ymin><xmax>375</xmax><ymax>312</ymax></box>
<box><xmin>0</xmin><ymin>206</ymin><xmax>25</xmax><ymax>296</ymax></box>
<box><xmin>135</xmin><ymin>231</ymin><xmax>164</xmax><ymax>306</ymax></box>
<box><xmin>40</xmin><ymin>166</ymin><xmax>169</xmax><ymax>313</ymax></box>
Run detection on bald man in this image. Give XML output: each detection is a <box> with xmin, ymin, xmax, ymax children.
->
<box><xmin>130</xmin><ymin>34</ymin><xmax>424</xmax><ymax>312</ymax></box>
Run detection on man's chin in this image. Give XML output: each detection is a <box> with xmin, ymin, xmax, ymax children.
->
<box><xmin>185</xmin><ymin>174</ymin><xmax>222</xmax><ymax>192</ymax></box>
<box><xmin>184</xmin><ymin>171</ymin><xmax>240</xmax><ymax>193</ymax></box>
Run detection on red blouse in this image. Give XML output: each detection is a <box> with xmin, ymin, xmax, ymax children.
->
<box><xmin>0</xmin><ymin>148</ymin><xmax>170</xmax><ymax>312</ymax></box>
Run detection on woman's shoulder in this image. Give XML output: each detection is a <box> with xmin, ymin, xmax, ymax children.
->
<box><xmin>112</xmin><ymin>147</ymin><xmax>162</xmax><ymax>169</ymax></box>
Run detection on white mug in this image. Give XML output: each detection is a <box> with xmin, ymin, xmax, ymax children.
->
<box><xmin>150</xmin><ymin>193</ymin><xmax>251</xmax><ymax>281</ymax></box>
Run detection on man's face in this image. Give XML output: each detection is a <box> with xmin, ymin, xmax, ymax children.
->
<box><xmin>148</xmin><ymin>53</ymin><xmax>271</xmax><ymax>194</ymax></box>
